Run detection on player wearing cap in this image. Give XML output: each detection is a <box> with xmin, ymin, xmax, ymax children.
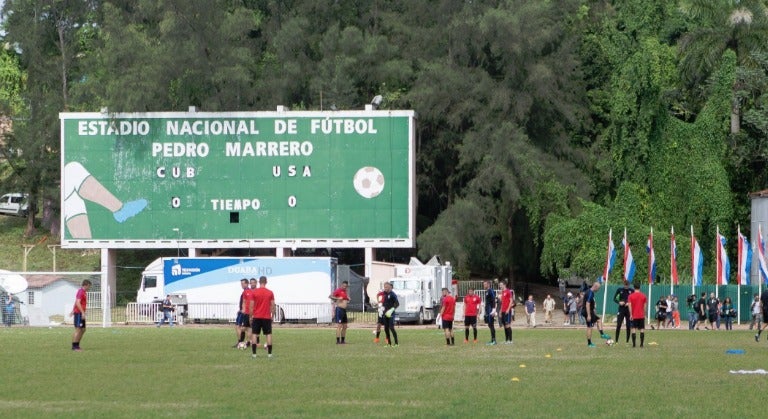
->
<box><xmin>439</xmin><ymin>288</ymin><xmax>456</xmax><ymax>345</ymax></box>
<box><xmin>463</xmin><ymin>287</ymin><xmax>481</xmax><ymax>343</ymax></box>
<box><xmin>250</xmin><ymin>276</ymin><xmax>275</xmax><ymax>358</ymax></box>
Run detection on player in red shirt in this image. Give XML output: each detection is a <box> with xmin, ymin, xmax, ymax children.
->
<box><xmin>500</xmin><ymin>280</ymin><xmax>515</xmax><ymax>344</ymax></box>
<box><xmin>439</xmin><ymin>288</ymin><xmax>456</xmax><ymax>345</ymax></box>
<box><xmin>70</xmin><ymin>279</ymin><xmax>92</xmax><ymax>351</ymax></box>
<box><xmin>463</xmin><ymin>287</ymin><xmax>481</xmax><ymax>343</ymax></box>
<box><xmin>627</xmin><ymin>282</ymin><xmax>648</xmax><ymax>348</ymax></box>
<box><xmin>249</xmin><ymin>276</ymin><xmax>276</xmax><ymax>358</ymax></box>
<box><xmin>330</xmin><ymin>281</ymin><xmax>350</xmax><ymax>344</ymax></box>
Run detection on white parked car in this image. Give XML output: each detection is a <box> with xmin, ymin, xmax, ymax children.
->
<box><xmin>0</xmin><ymin>193</ymin><xmax>30</xmax><ymax>217</ymax></box>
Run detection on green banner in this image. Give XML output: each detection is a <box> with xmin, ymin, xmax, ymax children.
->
<box><xmin>60</xmin><ymin>111</ymin><xmax>415</xmax><ymax>248</ymax></box>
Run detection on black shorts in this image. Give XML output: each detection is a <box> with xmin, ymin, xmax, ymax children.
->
<box><xmin>656</xmin><ymin>312</ymin><xmax>666</xmax><ymax>321</ymax></box>
<box><xmin>708</xmin><ymin>313</ymin><xmax>717</xmax><ymax>323</ymax></box>
<box><xmin>73</xmin><ymin>313</ymin><xmax>86</xmax><ymax>329</ymax></box>
<box><xmin>631</xmin><ymin>318</ymin><xmax>645</xmax><ymax>330</ymax></box>
<box><xmin>335</xmin><ymin>307</ymin><xmax>348</xmax><ymax>324</ymax></box>
<box><xmin>464</xmin><ymin>315</ymin><xmax>477</xmax><ymax>327</ymax></box>
<box><xmin>251</xmin><ymin>318</ymin><xmax>272</xmax><ymax>335</ymax></box>
<box><xmin>442</xmin><ymin>320</ymin><xmax>453</xmax><ymax>330</ymax></box>
<box><xmin>377</xmin><ymin>315</ymin><xmax>386</xmax><ymax>325</ymax></box>
<box><xmin>502</xmin><ymin>312</ymin><xmax>512</xmax><ymax>325</ymax></box>
<box><xmin>585</xmin><ymin>312</ymin><xmax>600</xmax><ymax>328</ymax></box>
<box><xmin>698</xmin><ymin>313</ymin><xmax>707</xmax><ymax>321</ymax></box>
<box><xmin>762</xmin><ymin>309</ymin><xmax>768</xmax><ymax>324</ymax></box>
<box><xmin>236</xmin><ymin>313</ymin><xmax>250</xmax><ymax>327</ymax></box>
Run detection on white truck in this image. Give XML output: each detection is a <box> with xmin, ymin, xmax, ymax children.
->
<box><xmin>387</xmin><ymin>257</ymin><xmax>453</xmax><ymax>324</ymax></box>
<box><xmin>137</xmin><ymin>257</ymin><xmax>337</xmax><ymax>323</ymax></box>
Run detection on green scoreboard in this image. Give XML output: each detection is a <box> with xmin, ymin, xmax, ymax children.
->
<box><xmin>60</xmin><ymin>110</ymin><xmax>415</xmax><ymax>249</ymax></box>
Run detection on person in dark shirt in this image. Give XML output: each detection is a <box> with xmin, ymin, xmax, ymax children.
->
<box><xmin>613</xmin><ymin>280</ymin><xmax>634</xmax><ymax>343</ymax></box>
<box><xmin>583</xmin><ymin>281</ymin><xmax>610</xmax><ymax>347</ymax></box>
<box><xmin>483</xmin><ymin>280</ymin><xmax>497</xmax><ymax>346</ymax></box>
<box><xmin>381</xmin><ymin>282</ymin><xmax>400</xmax><ymax>347</ymax></box>
<box><xmin>696</xmin><ymin>292</ymin><xmax>707</xmax><ymax>331</ymax></box>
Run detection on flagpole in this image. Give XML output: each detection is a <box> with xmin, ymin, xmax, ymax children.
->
<box><xmin>716</xmin><ymin>225</ymin><xmax>720</xmax><ymax>300</ymax></box>
<box><xmin>648</xmin><ymin>228</ymin><xmax>653</xmax><ymax>320</ymax></box>
<box><xmin>691</xmin><ymin>225</ymin><xmax>695</xmax><ymax>297</ymax></box>
<box><xmin>738</xmin><ymin>224</ymin><xmax>742</xmax><ymax>325</ymax></box>
<box><xmin>601</xmin><ymin>229</ymin><xmax>612</xmax><ymax>323</ymax></box>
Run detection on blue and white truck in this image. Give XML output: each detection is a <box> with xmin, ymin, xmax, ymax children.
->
<box><xmin>136</xmin><ymin>257</ymin><xmax>337</xmax><ymax>323</ymax></box>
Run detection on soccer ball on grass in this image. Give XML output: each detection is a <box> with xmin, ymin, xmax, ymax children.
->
<box><xmin>605</xmin><ymin>339</ymin><xmax>615</xmax><ymax>346</ymax></box>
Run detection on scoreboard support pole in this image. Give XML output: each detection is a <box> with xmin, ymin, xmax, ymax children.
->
<box><xmin>365</xmin><ymin>247</ymin><xmax>376</xmax><ymax>280</ymax></box>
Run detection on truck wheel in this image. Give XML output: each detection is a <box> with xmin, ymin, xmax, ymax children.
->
<box><xmin>417</xmin><ymin>309</ymin><xmax>424</xmax><ymax>325</ymax></box>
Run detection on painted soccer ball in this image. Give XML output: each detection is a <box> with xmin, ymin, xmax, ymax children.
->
<box><xmin>605</xmin><ymin>339</ymin><xmax>614</xmax><ymax>346</ymax></box>
<box><xmin>237</xmin><ymin>342</ymin><xmax>247</xmax><ymax>350</ymax></box>
<box><xmin>353</xmin><ymin>166</ymin><xmax>385</xmax><ymax>199</ymax></box>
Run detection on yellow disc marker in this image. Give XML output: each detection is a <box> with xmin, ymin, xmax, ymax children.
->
<box><xmin>511</xmin><ymin>377</ymin><xmax>520</xmax><ymax>382</ymax></box>
<box><xmin>519</xmin><ymin>364</ymin><xmax>526</xmax><ymax>368</ymax></box>
<box><xmin>545</xmin><ymin>354</ymin><xmax>552</xmax><ymax>358</ymax></box>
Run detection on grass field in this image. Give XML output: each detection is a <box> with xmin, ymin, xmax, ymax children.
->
<box><xmin>1</xmin><ymin>325</ymin><xmax>767</xmax><ymax>418</ymax></box>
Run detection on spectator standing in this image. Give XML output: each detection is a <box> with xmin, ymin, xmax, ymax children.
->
<box><xmin>156</xmin><ymin>294</ymin><xmax>174</xmax><ymax>327</ymax></box>
<box><xmin>3</xmin><ymin>293</ymin><xmax>14</xmax><ymax>327</ymax></box>
<box><xmin>686</xmin><ymin>294</ymin><xmax>698</xmax><ymax>330</ymax></box>
<box><xmin>707</xmin><ymin>293</ymin><xmax>720</xmax><ymax>330</ymax></box>
<box><xmin>750</xmin><ymin>294</ymin><xmax>762</xmax><ymax>331</ymax></box>
<box><xmin>567</xmin><ymin>293</ymin><xmax>577</xmax><ymax>325</ymax></box>
<box><xmin>576</xmin><ymin>292</ymin><xmax>585</xmax><ymax>325</ymax></box>
<box><xmin>721</xmin><ymin>297</ymin><xmax>735</xmax><ymax>331</ymax></box>
<box><xmin>558</xmin><ymin>278</ymin><xmax>566</xmax><ymax>300</ymax></box>
<box><xmin>543</xmin><ymin>294</ymin><xmax>555</xmax><ymax>325</ymax></box>
<box><xmin>696</xmin><ymin>292</ymin><xmax>707</xmax><ymax>330</ymax></box>
<box><xmin>671</xmin><ymin>296</ymin><xmax>681</xmax><ymax>328</ymax></box>
<box><xmin>524</xmin><ymin>295</ymin><xmax>536</xmax><ymax>328</ymax></box>
<box><xmin>755</xmin><ymin>289</ymin><xmax>768</xmax><ymax>342</ymax></box>
<box><xmin>654</xmin><ymin>296</ymin><xmax>667</xmax><ymax>330</ymax></box>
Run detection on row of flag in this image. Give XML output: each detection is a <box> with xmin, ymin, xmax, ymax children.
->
<box><xmin>602</xmin><ymin>226</ymin><xmax>768</xmax><ymax>286</ymax></box>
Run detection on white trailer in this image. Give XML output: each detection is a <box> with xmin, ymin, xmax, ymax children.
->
<box><xmin>137</xmin><ymin>257</ymin><xmax>337</xmax><ymax>323</ymax></box>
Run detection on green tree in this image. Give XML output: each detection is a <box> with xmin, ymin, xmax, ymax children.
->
<box><xmin>1</xmin><ymin>0</ymin><xmax>97</xmax><ymax>236</ymax></box>
<box><xmin>678</xmin><ymin>0</ymin><xmax>768</xmax><ymax>133</ymax></box>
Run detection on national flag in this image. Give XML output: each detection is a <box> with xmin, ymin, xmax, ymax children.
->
<box><xmin>757</xmin><ymin>225</ymin><xmax>768</xmax><ymax>284</ymax></box>
<box><xmin>691</xmin><ymin>226</ymin><xmax>704</xmax><ymax>286</ymax></box>
<box><xmin>602</xmin><ymin>229</ymin><xmax>616</xmax><ymax>283</ymax></box>
<box><xmin>622</xmin><ymin>229</ymin><xmax>636</xmax><ymax>283</ymax></box>
<box><xmin>670</xmin><ymin>226</ymin><xmax>679</xmax><ymax>285</ymax></box>
<box><xmin>646</xmin><ymin>229</ymin><xmax>656</xmax><ymax>284</ymax></box>
<box><xmin>737</xmin><ymin>227</ymin><xmax>752</xmax><ymax>285</ymax></box>
<box><xmin>715</xmin><ymin>229</ymin><xmax>730</xmax><ymax>285</ymax></box>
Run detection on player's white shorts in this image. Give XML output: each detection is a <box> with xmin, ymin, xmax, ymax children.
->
<box><xmin>63</xmin><ymin>162</ymin><xmax>91</xmax><ymax>221</ymax></box>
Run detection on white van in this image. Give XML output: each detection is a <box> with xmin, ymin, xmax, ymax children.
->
<box><xmin>0</xmin><ymin>193</ymin><xmax>29</xmax><ymax>217</ymax></box>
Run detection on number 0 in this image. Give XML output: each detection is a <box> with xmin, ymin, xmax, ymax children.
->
<box><xmin>288</xmin><ymin>196</ymin><xmax>297</xmax><ymax>207</ymax></box>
